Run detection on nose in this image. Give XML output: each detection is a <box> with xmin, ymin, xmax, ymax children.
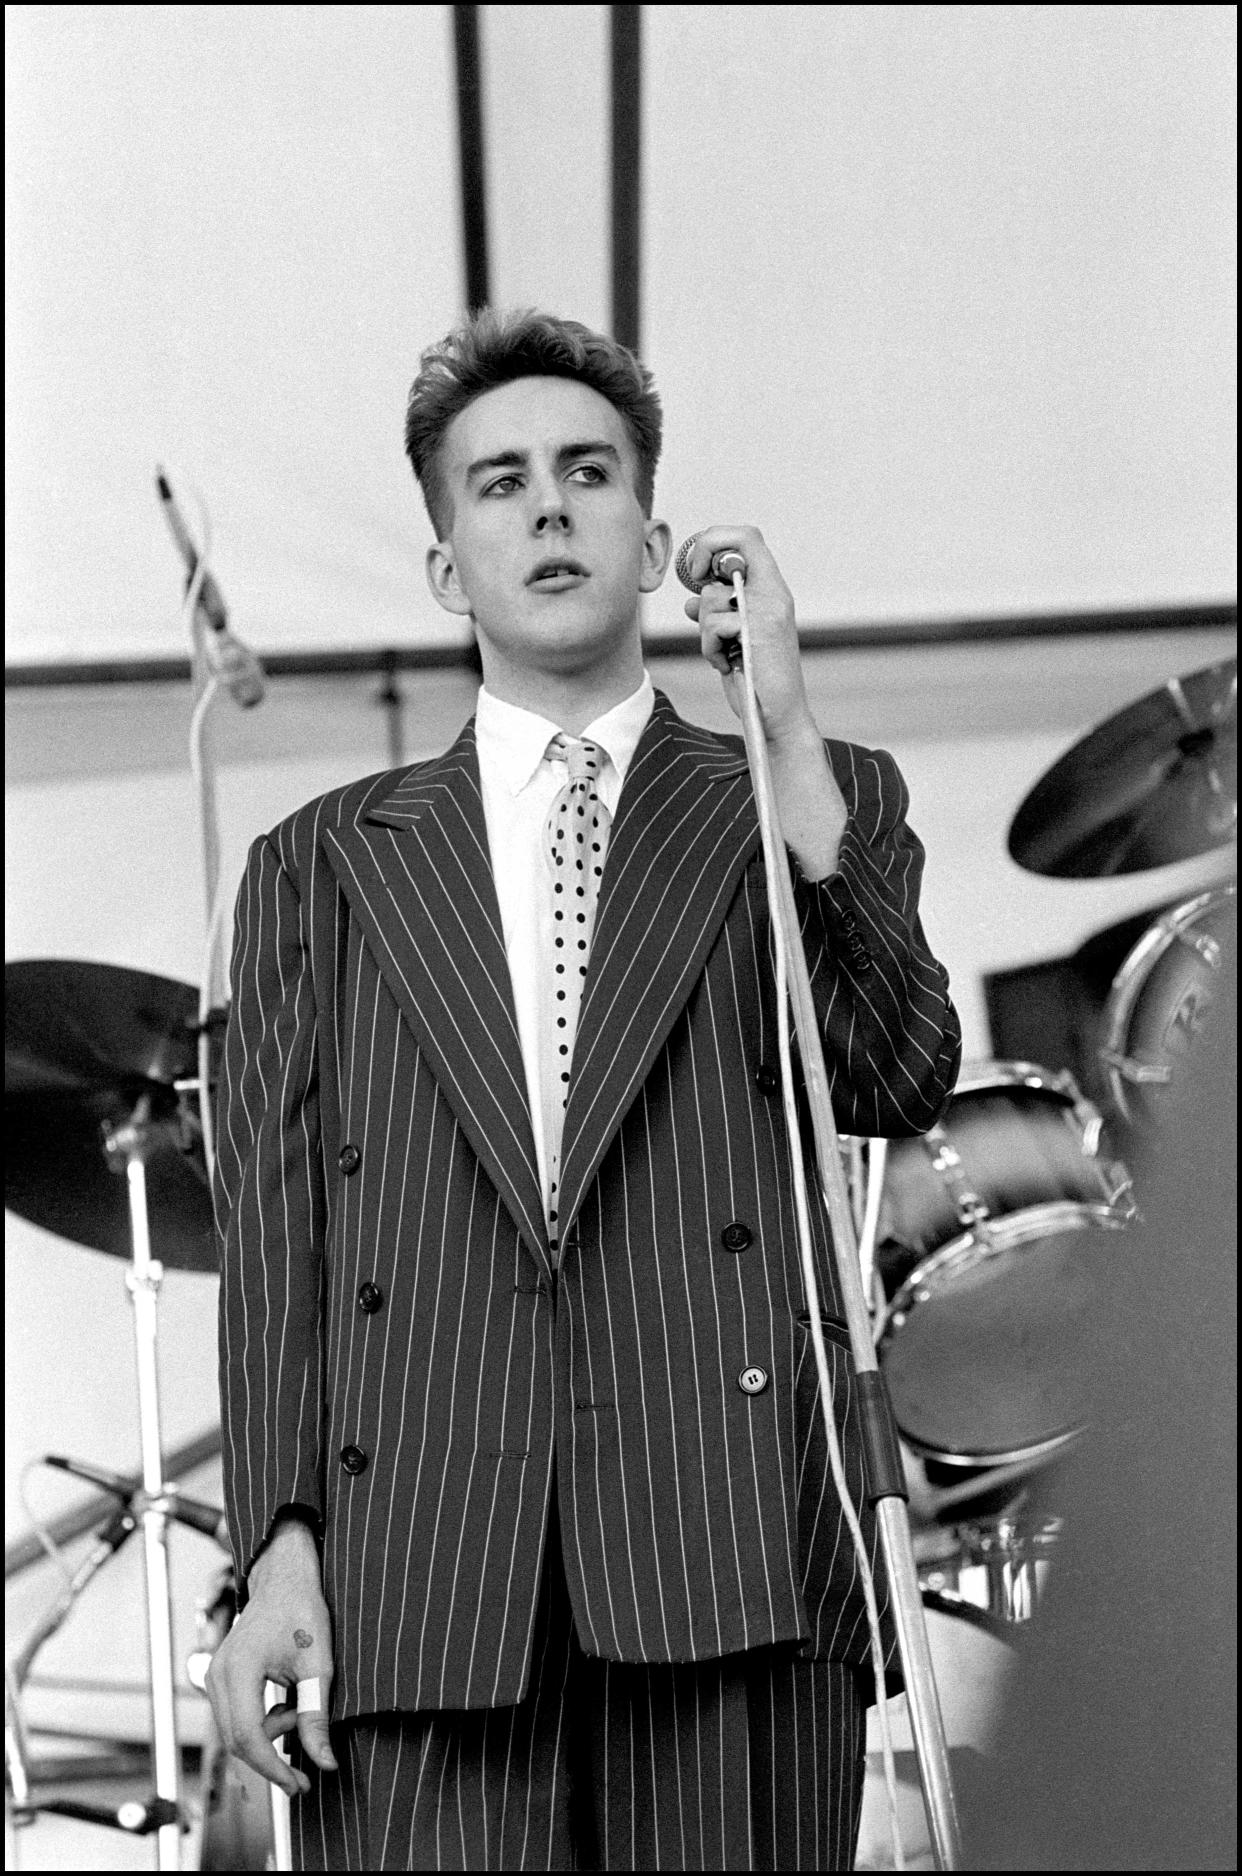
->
<box><xmin>531</xmin><ymin>472</ymin><xmax>570</xmax><ymax>535</ymax></box>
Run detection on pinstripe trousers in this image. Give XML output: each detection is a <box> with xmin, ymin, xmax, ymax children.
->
<box><xmin>289</xmin><ymin>1499</ymin><xmax>867</xmax><ymax>1872</ymax></box>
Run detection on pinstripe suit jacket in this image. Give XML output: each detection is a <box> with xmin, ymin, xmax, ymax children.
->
<box><xmin>216</xmin><ymin>690</ymin><xmax>960</xmax><ymax>1722</ymax></box>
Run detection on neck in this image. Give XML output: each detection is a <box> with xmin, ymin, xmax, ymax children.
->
<box><xmin>478</xmin><ymin>636</ymin><xmax>645</xmax><ymax>736</ymax></box>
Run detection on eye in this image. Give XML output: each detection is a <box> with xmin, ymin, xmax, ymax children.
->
<box><xmin>483</xmin><ymin>474</ymin><xmax>521</xmax><ymax>496</ymax></box>
<box><xmin>570</xmin><ymin>463</ymin><xmax>607</xmax><ymax>484</ymax></box>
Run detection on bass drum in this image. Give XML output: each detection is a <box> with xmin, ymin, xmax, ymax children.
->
<box><xmin>1100</xmin><ymin>884</ymin><xmax>1236</xmax><ymax>1129</ymax></box>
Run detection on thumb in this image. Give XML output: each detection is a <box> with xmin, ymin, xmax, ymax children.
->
<box><xmin>293</xmin><ymin>1670</ymin><xmax>338</xmax><ymax>1772</ymax></box>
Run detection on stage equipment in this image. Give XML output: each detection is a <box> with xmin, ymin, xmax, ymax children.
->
<box><xmin>157</xmin><ymin>467</ymin><xmax>265</xmax><ymax>1188</ymax></box>
<box><xmin>4</xmin><ymin>960</ymin><xmax>217</xmax><ymax>1269</ymax></box>
<box><xmin>676</xmin><ymin>536</ymin><xmax>961</xmax><ymax>1870</ymax></box>
<box><xmin>157</xmin><ymin>470</ymin><xmax>291</xmax><ymax>1864</ymax></box>
<box><xmin>877</xmin><ymin>1063</ymin><xmax>1133</xmax><ymax>1470</ymax></box>
<box><xmin>157</xmin><ymin>470</ymin><xmax>266</xmax><ymax>710</ymax></box>
<box><xmin>1008</xmin><ymin>657</ymin><xmax>1236</xmax><ymax>877</ymax></box>
<box><xmin>4</xmin><ymin>959</ymin><xmax>228</xmax><ymax>1869</ymax></box>
<box><xmin>1099</xmin><ymin>883</ymin><xmax>1237</xmax><ymax>1128</ymax></box>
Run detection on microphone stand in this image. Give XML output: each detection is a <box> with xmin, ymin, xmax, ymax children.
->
<box><xmin>169</xmin><ymin>479</ymin><xmax>289</xmax><ymax>1871</ymax></box>
<box><xmin>722</xmin><ymin>603</ymin><xmax>962</xmax><ymax>1870</ymax></box>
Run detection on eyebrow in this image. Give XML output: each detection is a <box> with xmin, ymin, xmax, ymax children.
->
<box><xmin>464</xmin><ymin>440</ymin><xmax>623</xmax><ymax>485</ymax></box>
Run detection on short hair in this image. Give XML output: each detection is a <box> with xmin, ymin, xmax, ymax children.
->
<box><xmin>404</xmin><ymin>307</ymin><xmax>663</xmax><ymax>537</ymax></box>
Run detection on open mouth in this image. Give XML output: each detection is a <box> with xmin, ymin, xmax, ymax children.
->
<box><xmin>527</xmin><ymin>558</ymin><xmax>589</xmax><ymax>590</ymax></box>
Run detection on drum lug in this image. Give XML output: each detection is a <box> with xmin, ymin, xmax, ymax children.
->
<box><xmin>1099</xmin><ymin>1048</ymin><xmax>1173</xmax><ymax>1087</ymax></box>
<box><xmin>1103</xmin><ymin>1163</ymin><xmax>1140</xmax><ymax>1221</ymax></box>
<box><xmin>923</xmin><ymin>1124</ymin><xmax>994</xmax><ymax>1234</ymax></box>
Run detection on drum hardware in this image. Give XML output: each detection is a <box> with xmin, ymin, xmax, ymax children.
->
<box><xmin>1099</xmin><ymin>884</ymin><xmax>1237</xmax><ymax>1130</ymax></box>
<box><xmin>921</xmin><ymin>1125</ymin><xmax>996</xmax><ymax>1238</ymax></box>
<box><xmin>1008</xmin><ymin>657</ymin><xmax>1237</xmax><ymax>878</ymax></box>
<box><xmin>954</xmin><ymin>1514</ymin><xmax>1060</xmax><ymax>1624</ymax></box>
<box><xmin>920</xmin><ymin>1513</ymin><xmax>1062</xmax><ymax>1627</ymax></box>
<box><xmin>4</xmin><ymin>962</ymin><xmax>232</xmax><ymax>1870</ymax></box>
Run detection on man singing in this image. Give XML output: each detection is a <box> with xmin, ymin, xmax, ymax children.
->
<box><xmin>207</xmin><ymin>309</ymin><xmax>961</xmax><ymax>1870</ymax></box>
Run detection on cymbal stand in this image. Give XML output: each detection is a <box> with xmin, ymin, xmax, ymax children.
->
<box><xmin>102</xmin><ymin>1100</ymin><xmax>183</xmax><ymax>1870</ymax></box>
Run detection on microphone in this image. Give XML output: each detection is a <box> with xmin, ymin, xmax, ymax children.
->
<box><xmin>45</xmin><ymin>1453</ymin><xmax>232</xmax><ymax>1549</ymax></box>
<box><xmin>674</xmin><ymin>535</ymin><xmax>748</xmax><ymax>595</ymax></box>
<box><xmin>156</xmin><ymin>467</ymin><xmax>266</xmax><ymax>707</ymax></box>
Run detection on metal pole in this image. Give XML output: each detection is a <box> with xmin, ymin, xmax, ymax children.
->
<box><xmin>725</xmin><ymin>635</ymin><xmax>962</xmax><ymax>1869</ymax></box>
<box><xmin>123</xmin><ymin>1156</ymin><xmax>182</xmax><ymax>1870</ymax></box>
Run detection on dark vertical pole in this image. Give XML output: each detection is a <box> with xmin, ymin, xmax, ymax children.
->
<box><xmin>375</xmin><ymin>648</ymin><xmax>405</xmax><ymax>768</ymax></box>
<box><xmin>452</xmin><ymin>4</ymin><xmax>490</xmax><ymax>311</ymax></box>
<box><xmin>610</xmin><ymin>4</ymin><xmax>642</xmax><ymax>353</ymax></box>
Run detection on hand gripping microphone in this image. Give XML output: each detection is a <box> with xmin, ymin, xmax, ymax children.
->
<box><xmin>674</xmin><ymin>534</ymin><xmax>748</xmax><ymax>594</ymax></box>
<box><xmin>156</xmin><ymin>468</ymin><xmax>266</xmax><ymax>707</ymax></box>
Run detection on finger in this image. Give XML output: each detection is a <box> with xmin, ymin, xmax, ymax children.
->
<box><xmin>699</xmin><ymin>611</ymin><xmax>742</xmax><ymax>667</ymax></box>
<box><xmin>295</xmin><ymin>1676</ymin><xmax>339</xmax><ymax>1772</ymax></box>
<box><xmin>263</xmin><ymin>1703</ymin><xmax>301</xmax><ymax>1742</ymax></box>
<box><xmin>231</xmin><ymin>1719</ymin><xmax>311</xmax><ymax>1798</ymax></box>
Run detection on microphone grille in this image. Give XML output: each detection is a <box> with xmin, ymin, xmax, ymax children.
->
<box><xmin>674</xmin><ymin>534</ymin><xmax>705</xmax><ymax>594</ymax></box>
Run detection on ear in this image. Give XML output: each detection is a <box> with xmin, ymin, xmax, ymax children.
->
<box><xmin>425</xmin><ymin>540</ymin><xmax>474</xmax><ymax>618</ymax></box>
<box><xmin>638</xmin><ymin>518</ymin><xmax>673</xmax><ymax>594</ymax></box>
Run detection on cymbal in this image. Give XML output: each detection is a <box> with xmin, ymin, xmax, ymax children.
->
<box><xmin>5</xmin><ymin>960</ymin><xmax>220</xmax><ymax>1272</ymax></box>
<box><xmin>1009</xmin><ymin>659</ymin><xmax>1237</xmax><ymax>878</ymax></box>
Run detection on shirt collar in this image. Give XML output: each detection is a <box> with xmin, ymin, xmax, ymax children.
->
<box><xmin>475</xmin><ymin>672</ymin><xmax>655</xmax><ymax>797</ymax></box>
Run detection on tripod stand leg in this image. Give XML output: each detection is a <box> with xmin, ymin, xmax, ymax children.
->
<box><xmin>123</xmin><ymin>1156</ymin><xmax>182</xmax><ymax>1871</ymax></box>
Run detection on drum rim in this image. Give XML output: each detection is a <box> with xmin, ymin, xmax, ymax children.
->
<box><xmin>1101</xmin><ymin>882</ymin><xmax>1236</xmax><ymax>1122</ymax></box>
<box><xmin>885</xmin><ymin>1199</ymin><xmax>1125</xmax><ymax>1322</ymax></box>
<box><xmin>881</xmin><ymin>1200</ymin><xmax>1124</xmax><ymax>1467</ymax></box>
<box><xmin>952</xmin><ymin>1058</ymin><xmax>1084</xmax><ymax>1101</ymax></box>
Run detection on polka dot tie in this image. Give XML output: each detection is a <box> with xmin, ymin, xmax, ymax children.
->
<box><xmin>543</xmin><ymin>734</ymin><xmax>611</xmax><ymax>1249</ymax></box>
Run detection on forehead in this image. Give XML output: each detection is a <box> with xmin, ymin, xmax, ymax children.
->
<box><xmin>442</xmin><ymin>375</ymin><xmax>634</xmax><ymax>480</ymax></box>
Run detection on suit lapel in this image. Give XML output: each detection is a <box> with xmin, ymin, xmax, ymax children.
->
<box><xmin>556</xmin><ymin>693</ymin><xmax>759</xmax><ymax>1237</ymax></box>
<box><xmin>321</xmin><ymin>724</ymin><xmax>552</xmax><ymax>1279</ymax></box>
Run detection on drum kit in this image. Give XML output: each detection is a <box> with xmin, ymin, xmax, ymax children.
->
<box><xmin>3</xmin><ymin>655</ymin><xmax>1236</xmax><ymax>1868</ymax></box>
<box><xmin>866</xmin><ymin>655</ymin><xmax>1236</xmax><ymax>1639</ymax></box>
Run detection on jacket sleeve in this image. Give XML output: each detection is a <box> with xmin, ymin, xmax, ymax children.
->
<box><xmin>214</xmin><ymin>830</ymin><xmax>327</xmax><ymax>1592</ymax></box>
<box><xmin>792</xmin><ymin>740</ymin><xmax>961</xmax><ymax>1137</ymax></box>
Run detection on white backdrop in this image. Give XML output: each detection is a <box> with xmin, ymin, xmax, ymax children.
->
<box><xmin>6</xmin><ymin>4</ymin><xmax>1236</xmax><ymax>667</ymax></box>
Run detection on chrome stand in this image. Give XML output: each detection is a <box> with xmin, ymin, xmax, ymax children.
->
<box><xmin>104</xmin><ymin>1108</ymin><xmax>183</xmax><ymax>1869</ymax></box>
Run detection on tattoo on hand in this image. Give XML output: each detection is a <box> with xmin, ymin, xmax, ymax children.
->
<box><xmin>293</xmin><ymin>1628</ymin><xmax>314</xmax><ymax>1650</ymax></box>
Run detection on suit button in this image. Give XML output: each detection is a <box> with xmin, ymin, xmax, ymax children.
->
<box><xmin>720</xmin><ymin>1221</ymin><xmax>753</xmax><ymax>1253</ymax></box>
<box><xmin>357</xmin><ymin>1282</ymin><xmax>383</xmax><ymax>1314</ymax></box>
<box><xmin>738</xmin><ymin>1365</ymin><xmax>769</xmax><ymax>1395</ymax></box>
<box><xmin>339</xmin><ymin>1444</ymin><xmax>368</xmax><ymax>1475</ymax></box>
<box><xmin>754</xmin><ymin>1065</ymin><xmax>779</xmax><ymax>1096</ymax></box>
<box><xmin>339</xmin><ymin>1143</ymin><xmax>361</xmax><ymax>1176</ymax></box>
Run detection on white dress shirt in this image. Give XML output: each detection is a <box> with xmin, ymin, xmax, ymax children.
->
<box><xmin>475</xmin><ymin>672</ymin><xmax>655</xmax><ymax>1229</ymax></box>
